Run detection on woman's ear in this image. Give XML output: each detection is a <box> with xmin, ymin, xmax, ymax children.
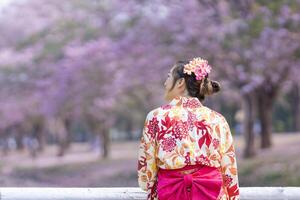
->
<box><xmin>176</xmin><ymin>78</ymin><xmax>186</xmax><ymax>89</ymax></box>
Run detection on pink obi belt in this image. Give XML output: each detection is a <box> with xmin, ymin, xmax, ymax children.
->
<box><xmin>157</xmin><ymin>164</ymin><xmax>222</xmax><ymax>200</ymax></box>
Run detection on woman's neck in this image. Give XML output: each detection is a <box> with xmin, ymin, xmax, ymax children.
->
<box><xmin>181</xmin><ymin>90</ymin><xmax>191</xmax><ymax>98</ymax></box>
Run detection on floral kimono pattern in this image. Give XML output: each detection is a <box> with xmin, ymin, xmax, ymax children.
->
<box><xmin>137</xmin><ymin>96</ymin><xmax>240</xmax><ymax>200</ymax></box>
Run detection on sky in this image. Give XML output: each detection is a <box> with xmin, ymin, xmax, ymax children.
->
<box><xmin>0</xmin><ymin>0</ymin><xmax>28</xmax><ymax>15</ymax></box>
<box><xmin>0</xmin><ymin>0</ymin><xmax>28</xmax><ymax>11</ymax></box>
<box><xmin>0</xmin><ymin>0</ymin><xmax>13</xmax><ymax>8</ymax></box>
<box><xmin>0</xmin><ymin>0</ymin><xmax>13</xmax><ymax>13</ymax></box>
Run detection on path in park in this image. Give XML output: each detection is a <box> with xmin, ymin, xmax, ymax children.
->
<box><xmin>1</xmin><ymin>142</ymin><xmax>140</xmax><ymax>186</ymax></box>
<box><xmin>1</xmin><ymin>132</ymin><xmax>299</xmax><ymax>186</ymax></box>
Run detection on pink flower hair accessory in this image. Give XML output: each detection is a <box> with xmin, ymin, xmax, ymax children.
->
<box><xmin>183</xmin><ymin>57</ymin><xmax>212</xmax><ymax>81</ymax></box>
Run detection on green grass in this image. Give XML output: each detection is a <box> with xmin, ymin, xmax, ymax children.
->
<box><xmin>239</xmin><ymin>155</ymin><xmax>300</xmax><ymax>186</ymax></box>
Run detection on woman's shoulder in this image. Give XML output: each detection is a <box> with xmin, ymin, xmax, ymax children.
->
<box><xmin>144</xmin><ymin>101</ymin><xmax>177</xmax><ymax>122</ymax></box>
<box><xmin>146</xmin><ymin>103</ymin><xmax>228</xmax><ymax>125</ymax></box>
<box><xmin>145</xmin><ymin>105</ymin><xmax>169</xmax><ymax>121</ymax></box>
<box><xmin>201</xmin><ymin>106</ymin><xmax>228</xmax><ymax>124</ymax></box>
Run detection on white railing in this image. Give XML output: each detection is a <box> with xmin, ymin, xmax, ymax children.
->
<box><xmin>0</xmin><ymin>187</ymin><xmax>300</xmax><ymax>200</ymax></box>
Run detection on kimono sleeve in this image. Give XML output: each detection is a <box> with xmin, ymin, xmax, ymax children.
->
<box><xmin>220</xmin><ymin>119</ymin><xmax>240</xmax><ymax>200</ymax></box>
<box><xmin>137</xmin><ymin>111</ymin><xmax>158</xmax><ymax>198</ymax></box>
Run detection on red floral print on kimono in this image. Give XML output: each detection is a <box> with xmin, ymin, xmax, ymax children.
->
<box><xmin>138</xmin><ymin>96</ymin><xmax>240</xmax><ymax>200</ymax></box>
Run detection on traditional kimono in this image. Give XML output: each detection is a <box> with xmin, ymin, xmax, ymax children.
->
<box><xmin>137</xmin><ymin>96</ymin><xmax>240</xmax><ymax>200</ymax></box>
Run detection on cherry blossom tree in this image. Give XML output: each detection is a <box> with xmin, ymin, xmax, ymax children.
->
<box><xmin>0</xmin><ymin>0</ymin><xmax>299</xmax><ymax>159</ymax></box>
<box><xmin>213</xmin><ymin>1</ymin><xmax>300</xmax><ymax>156</ymax></box>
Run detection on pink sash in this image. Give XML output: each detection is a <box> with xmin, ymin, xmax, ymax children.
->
<box><xmin>157</xmin><ymin>164</ymin><xmax>222</xmax><ymax>200</ymax></box>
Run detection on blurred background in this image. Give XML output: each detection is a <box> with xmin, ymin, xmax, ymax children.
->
<box><xmin>0</xmin><ymin>0</ymin><xmax>299</xmax><ymax>187</ymax></box>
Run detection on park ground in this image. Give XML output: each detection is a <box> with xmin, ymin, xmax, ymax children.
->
<box><xmin>1</xmin><ymin>132</ymin><xmax>300</xmax><ymax>187</ymax></box>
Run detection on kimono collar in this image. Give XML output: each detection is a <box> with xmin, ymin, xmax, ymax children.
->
<box><xmin>169</xmin><ymin>96</ymin><xmax>203</xmax><ymax>108</ymax></box>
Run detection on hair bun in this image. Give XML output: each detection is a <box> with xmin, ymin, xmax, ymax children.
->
<box><xmin>199</xmin><ymin>78</ymin><xmax>221</xmax><ymax>97</ymax></box>
<box><xmin>211</xmin><ymin>80</ymin><xmax>221</xmax><ymax>93</ymax></box>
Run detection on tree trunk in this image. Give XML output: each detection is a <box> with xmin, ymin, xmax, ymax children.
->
<box><xmin>87</xmin><ymin>116</ymin><xmax>111</xmax><ymax>159</ymax></box>
<box><xmin>57</xmin><ymin>137</ymin><xmax>68</xmax><ymax>157</ymax></box>
<box><xmin>53</xmin><ymin>118</ymin><xmax>68</xmax><ymax>157</ymax></box>
<box><xmin>290</xmin><ymin>83</ymin><xmax>300</xmax><ymax>132</ymax></box>
<box><xmin>36</xmin><ymin>130</ymin><xmax>46</xmax><ymax>152</ymax></box>
<box><xmin>243</xmin><ymin>94</ymin><xmax>256</xmax><ymax>158</ymax></box>
<box><xmin>15</xmin><ymin>131</ymin><xmax>24</xmax><ymax>151</ymax></box>
<box><xmin>1</xmin><ymin>135</ymin><xmax>9</xmax><ymax>156</ymax></box>
<box><xmin>33</xmin><ymin>121</ymin><xmax>46</xmax><ymax>152</ymax></box>
<box><xmin>101</xmin><ymin>126</ymin><xmax>110</xmax><ymax>158</ymax></box>
<box><xmin>64</xmin><ymin>118</ymin><xmax>72</xmax><ymax>149</ymax></box>
<box><xmin>125</xmin><ymin>120</ymin><xmax>134</xmax><ymax>140</ymax></box>
<box><xmin>257</xmin><ymin>93</ymin><xmax>273</xmax><ymax>149</ymax></box>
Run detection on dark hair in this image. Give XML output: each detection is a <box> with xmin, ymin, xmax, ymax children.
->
<box><xmin>170</xmin><ymin>60</ymin><xmax>221</xmax><ymax>101</ymax></box>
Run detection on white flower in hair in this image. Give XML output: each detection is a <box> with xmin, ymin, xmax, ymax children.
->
<box><xmin>183</xmin><ymin>57</ymin><xmax>212</xmax><ymax>81</ymax></box>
